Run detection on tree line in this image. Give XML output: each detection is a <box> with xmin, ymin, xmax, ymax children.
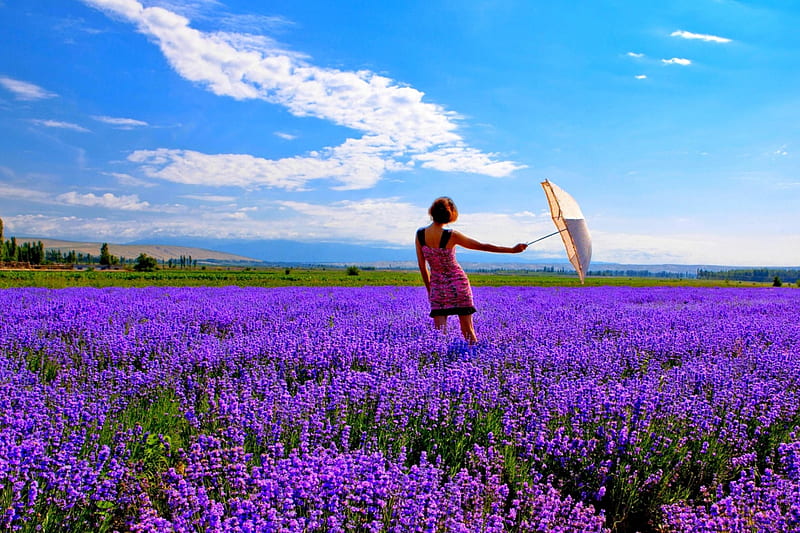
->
<box><xmin>697</xmin><ymin>267</ymin><xmax>800</xmax><ymax>283</ymax></box>
<box><xmin>0</xmin><ymin>217</ymin><xmax>185</xmax><ymax>272</ymax></box>
<box><xmin>590</xmin><ymin>269</ymin><xmax>690</xmax><ymax>279</ymax></box>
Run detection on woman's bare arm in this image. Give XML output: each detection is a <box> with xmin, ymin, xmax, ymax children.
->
<box><xmin>415</xmin><ymin>239</ymin><xmax>431</xmax><ymax>291</ymax></box>
<box><xmin>450</xmin><ymin>231</ymin><xmax>527</xmax><ymax>253</ymax></box>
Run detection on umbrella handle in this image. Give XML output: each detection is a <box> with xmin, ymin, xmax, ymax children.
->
<box><xmin>525</xmin><ymin>229</ymin><xmax>564</xmax><ymax>246</ymax></box>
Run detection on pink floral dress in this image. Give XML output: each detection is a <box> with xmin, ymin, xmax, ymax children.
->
<box><xmin>417</xmin><ymin>228</ymin><xmax>476</xmax><ymax>317</ymax></box>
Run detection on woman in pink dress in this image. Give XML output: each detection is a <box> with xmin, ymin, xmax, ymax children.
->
<box><xmin>416</xmin><ymin>197</ymin><xmax>527</xmax><ymax>343</ymax></box>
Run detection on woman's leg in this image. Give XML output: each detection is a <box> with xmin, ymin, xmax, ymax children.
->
<box><xmin>433</xmin><ymin>315</ymin><xmax>448</xmax><ymax>332</ymax></box>
<box><xmin>458</xmin><ymin>315</ymin><xmax>477</xmax><ymax>344</ymax></box>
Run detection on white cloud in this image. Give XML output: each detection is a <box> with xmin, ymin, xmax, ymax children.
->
<box><xmin>635</xmin><ymin>75</ymin><xmax>647</xmax><ymax>80</ymax></box>
<box><xmin>275</xmin><ymin>198</ymin><xmax>422</xmax><ymax>243</ymax></box>
<box><xmin>1</xmin><ymin>198</ymin><xmax>424</xmax><ymax>243</ymax></box>
<box><xmin>5</xmin><ymin>193</ymin><xmax>799</xmax><ymax>265</ymax></box>
<box><xmin>128</xmin><ymin>137</ymin><xmax>411</xmax><ymax>191</ymax></box>
<box><xmin>271</xmin><ymin>199</ymin><xmax>547</xmax><ymax>248</ymax></box>
<box><xmin>456</xmin><ymin>210</ymin><xmax>549</xmax><ymax>247</ymax></box>
<box><xmin>413</xmin><ymin>143</ymin><xmax>523</xmax><ymax>177</ymax></box>
<box><xmin>145</xmin><ymin>0</ymin><xmax>222</xmax><ymax>19</ymax></box>
<box><xmin>671</xmin><ymin>30</ymin><xmax>732</xmax><ymax>43</ymax></box>
<box><xmin>0</xmin><ymin>76</ymin><xmax>58</xmax><ymax>100</ymax></box>
<box><xmin>773</xmin><ymin>145</ymin><xmax>789</xmax><ymax>156</ymax></box>
<box><xmin>221</xmin><ymin>209</ymin><xmax>253</xmax><ymax>220</ymax></box>
<box><xmin>82</xmin><ymin>0</ymin><xmax>524</xmax><ymax>188</ymax></box>
<box><xmin>181</xmin><ymin>194</ymin><xmax>237</xmax><ymax>202</ymax></box>
<box><xmin>92</xmin><ymin>115</ymin><xmax>149</xmax><ymax>128</ymax></box>
<box><xmin>627</xmin><ymin>52</ymin><xmax>645</xmax><ymax>58</ymax></box>
<box><xmin>0</xmin><ymin>183</ymin><xmax>159</xmax><ymax>212</ymax></box>
<box><xmin>0</xmin><ymin>183</ymin><xmax>52</xmax><ymax>202</ymax></box>
<box><xmin>56</xmin><ymin>191</ymin><xmax>152</xmax><ymax>211</ymax></box>
<box><xmin>3</xmin><ymin>214</ymin><xmax>152</xmax><ymax>241</ymax></box>
<box><xmin>592</xmin><ymin>230</ymin><xmax>800</xmax><ymax>267</ymax></box>
<box><xmin>274</xmin><ymin>131</ymin><xmax>297</xmax><ymax>140</ymax></box>
<box><xmin>662</xmin><ymin>58</ymin><xmax>692</xmax><ymax>66</ymax></box>
<box><xmin>30</xmin><ymin>119</ymin><xmax>91</xmax><ymax>132</ymax></box>
<box><xmin>106</xmin><ymin>172</ymin><xmax>158</xmax><ymax>187</ymax></box>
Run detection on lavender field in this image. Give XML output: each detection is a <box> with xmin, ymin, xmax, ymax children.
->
<box><xmin>2</xmin><ymin>285</ymin><xmax>800</xmax><ymax>532</ymax></box>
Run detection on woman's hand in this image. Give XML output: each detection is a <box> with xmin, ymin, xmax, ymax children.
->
<box><xmin>512</xmin><ymin>243</ymin><xmax>528</xmax><ymax>253</ymax></box>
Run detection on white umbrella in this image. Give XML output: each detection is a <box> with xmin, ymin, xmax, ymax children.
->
<box><xmin>527</xmin><ymin>179</ymin><xmax>592</xmax><ymax>283</ymax></box>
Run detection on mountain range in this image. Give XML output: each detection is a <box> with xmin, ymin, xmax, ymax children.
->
<box><xmin>20</xmin><ymin>236</ymin><xmax>760</xmax><ymax>276</ymax></box>
<box><xmin>35</xmin><ymin>238</ymin><xmax>256</xmax><ymax>264</ymax></box>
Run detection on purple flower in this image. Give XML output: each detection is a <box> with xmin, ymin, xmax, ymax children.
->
<box><xmin>1</xmin><ymin>286</ymin><xmax>799</xmax><ymax>531</ymax></box>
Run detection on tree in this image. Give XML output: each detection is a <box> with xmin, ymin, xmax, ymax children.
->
<box><xmin>99</xmin><ymin>243</ymin><xmax>118</xmax><ymax>267</ymax></box>
<box><xmin>31</xmin><ymin>241</ymin><xmax>44</xmax><ymax>264</ymax></box>
<box><xmin>133</xmin><ymin>253</ymin><xmax>158</xmax><ymax>272</ymax></box>
<box><xmin>773</xmin><ymin>276</ymin><xmax>782</xmax><ymax>287</ymax></box>
<box><xmin>14</xmin><ymin>241</ymin><xmax>45</xmax><ymax>265</ymax></box>
<box><xmin>100</xmin><ymin>243</ymin><xmax>111</xmax><ymax>266</ymax></box>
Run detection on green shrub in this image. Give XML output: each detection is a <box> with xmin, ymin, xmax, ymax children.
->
<box><xmin>133</xmin><ymin>254</ymin><xmax>158</xmax><ymax>272</ymax></box>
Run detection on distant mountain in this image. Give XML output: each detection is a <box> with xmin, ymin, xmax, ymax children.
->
<box><xmin>127</xmin><ymin>237</ymin><xmax>419</xmax><ymax>264</ymax></box>
<box><xmin>23</xmin><ymin>236</ymin><xmax>783</xmax><ymax>275</ymax></box>
<box><xmin>32</xmin><ymin>238</ymin><xmax>258</xmax><ymax>264</ymax></box>
<box><xmin>132</xmin><ymin>237</ymin><xmax>732</xmax><ymax>274</ymax></box>
<box><xmin>125</xmin><ymin>237</ymin><xmax>579</xmax><ymax>266</ymax></box>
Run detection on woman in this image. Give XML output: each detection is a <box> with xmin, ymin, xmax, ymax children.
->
<box><xmin>416</xmin><ymin>197</ymin><xmax>527</xmax><ymax>343</ymax></box>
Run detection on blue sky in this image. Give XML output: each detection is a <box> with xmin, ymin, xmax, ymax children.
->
<box><xmin>1</xmin><ymin>0</ymin><xmax>798</xmax><ymax>266</ymax></box>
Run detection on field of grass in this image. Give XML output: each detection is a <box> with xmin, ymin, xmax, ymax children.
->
<box><xmin>0</xmin><ymin>266</ymin><xmax>777</xmax><ymax>288</ymax></box>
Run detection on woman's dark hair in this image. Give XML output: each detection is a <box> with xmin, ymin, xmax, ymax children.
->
<box><xmin>429</xmin><ymin>197</ymin><xmax>458</xmax><ymax>224</ymax></box>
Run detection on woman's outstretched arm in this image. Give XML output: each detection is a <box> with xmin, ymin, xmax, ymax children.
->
<box><xmin>450</xmin><ymin>231</ymin><xmax>527</xmax><ymax>254</ymax></box>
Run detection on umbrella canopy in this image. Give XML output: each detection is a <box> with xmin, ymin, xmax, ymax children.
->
<box><xmin>541</xmin><ymin>179</ymin><xmax>592</xmax><ymax>283</ymax></box>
